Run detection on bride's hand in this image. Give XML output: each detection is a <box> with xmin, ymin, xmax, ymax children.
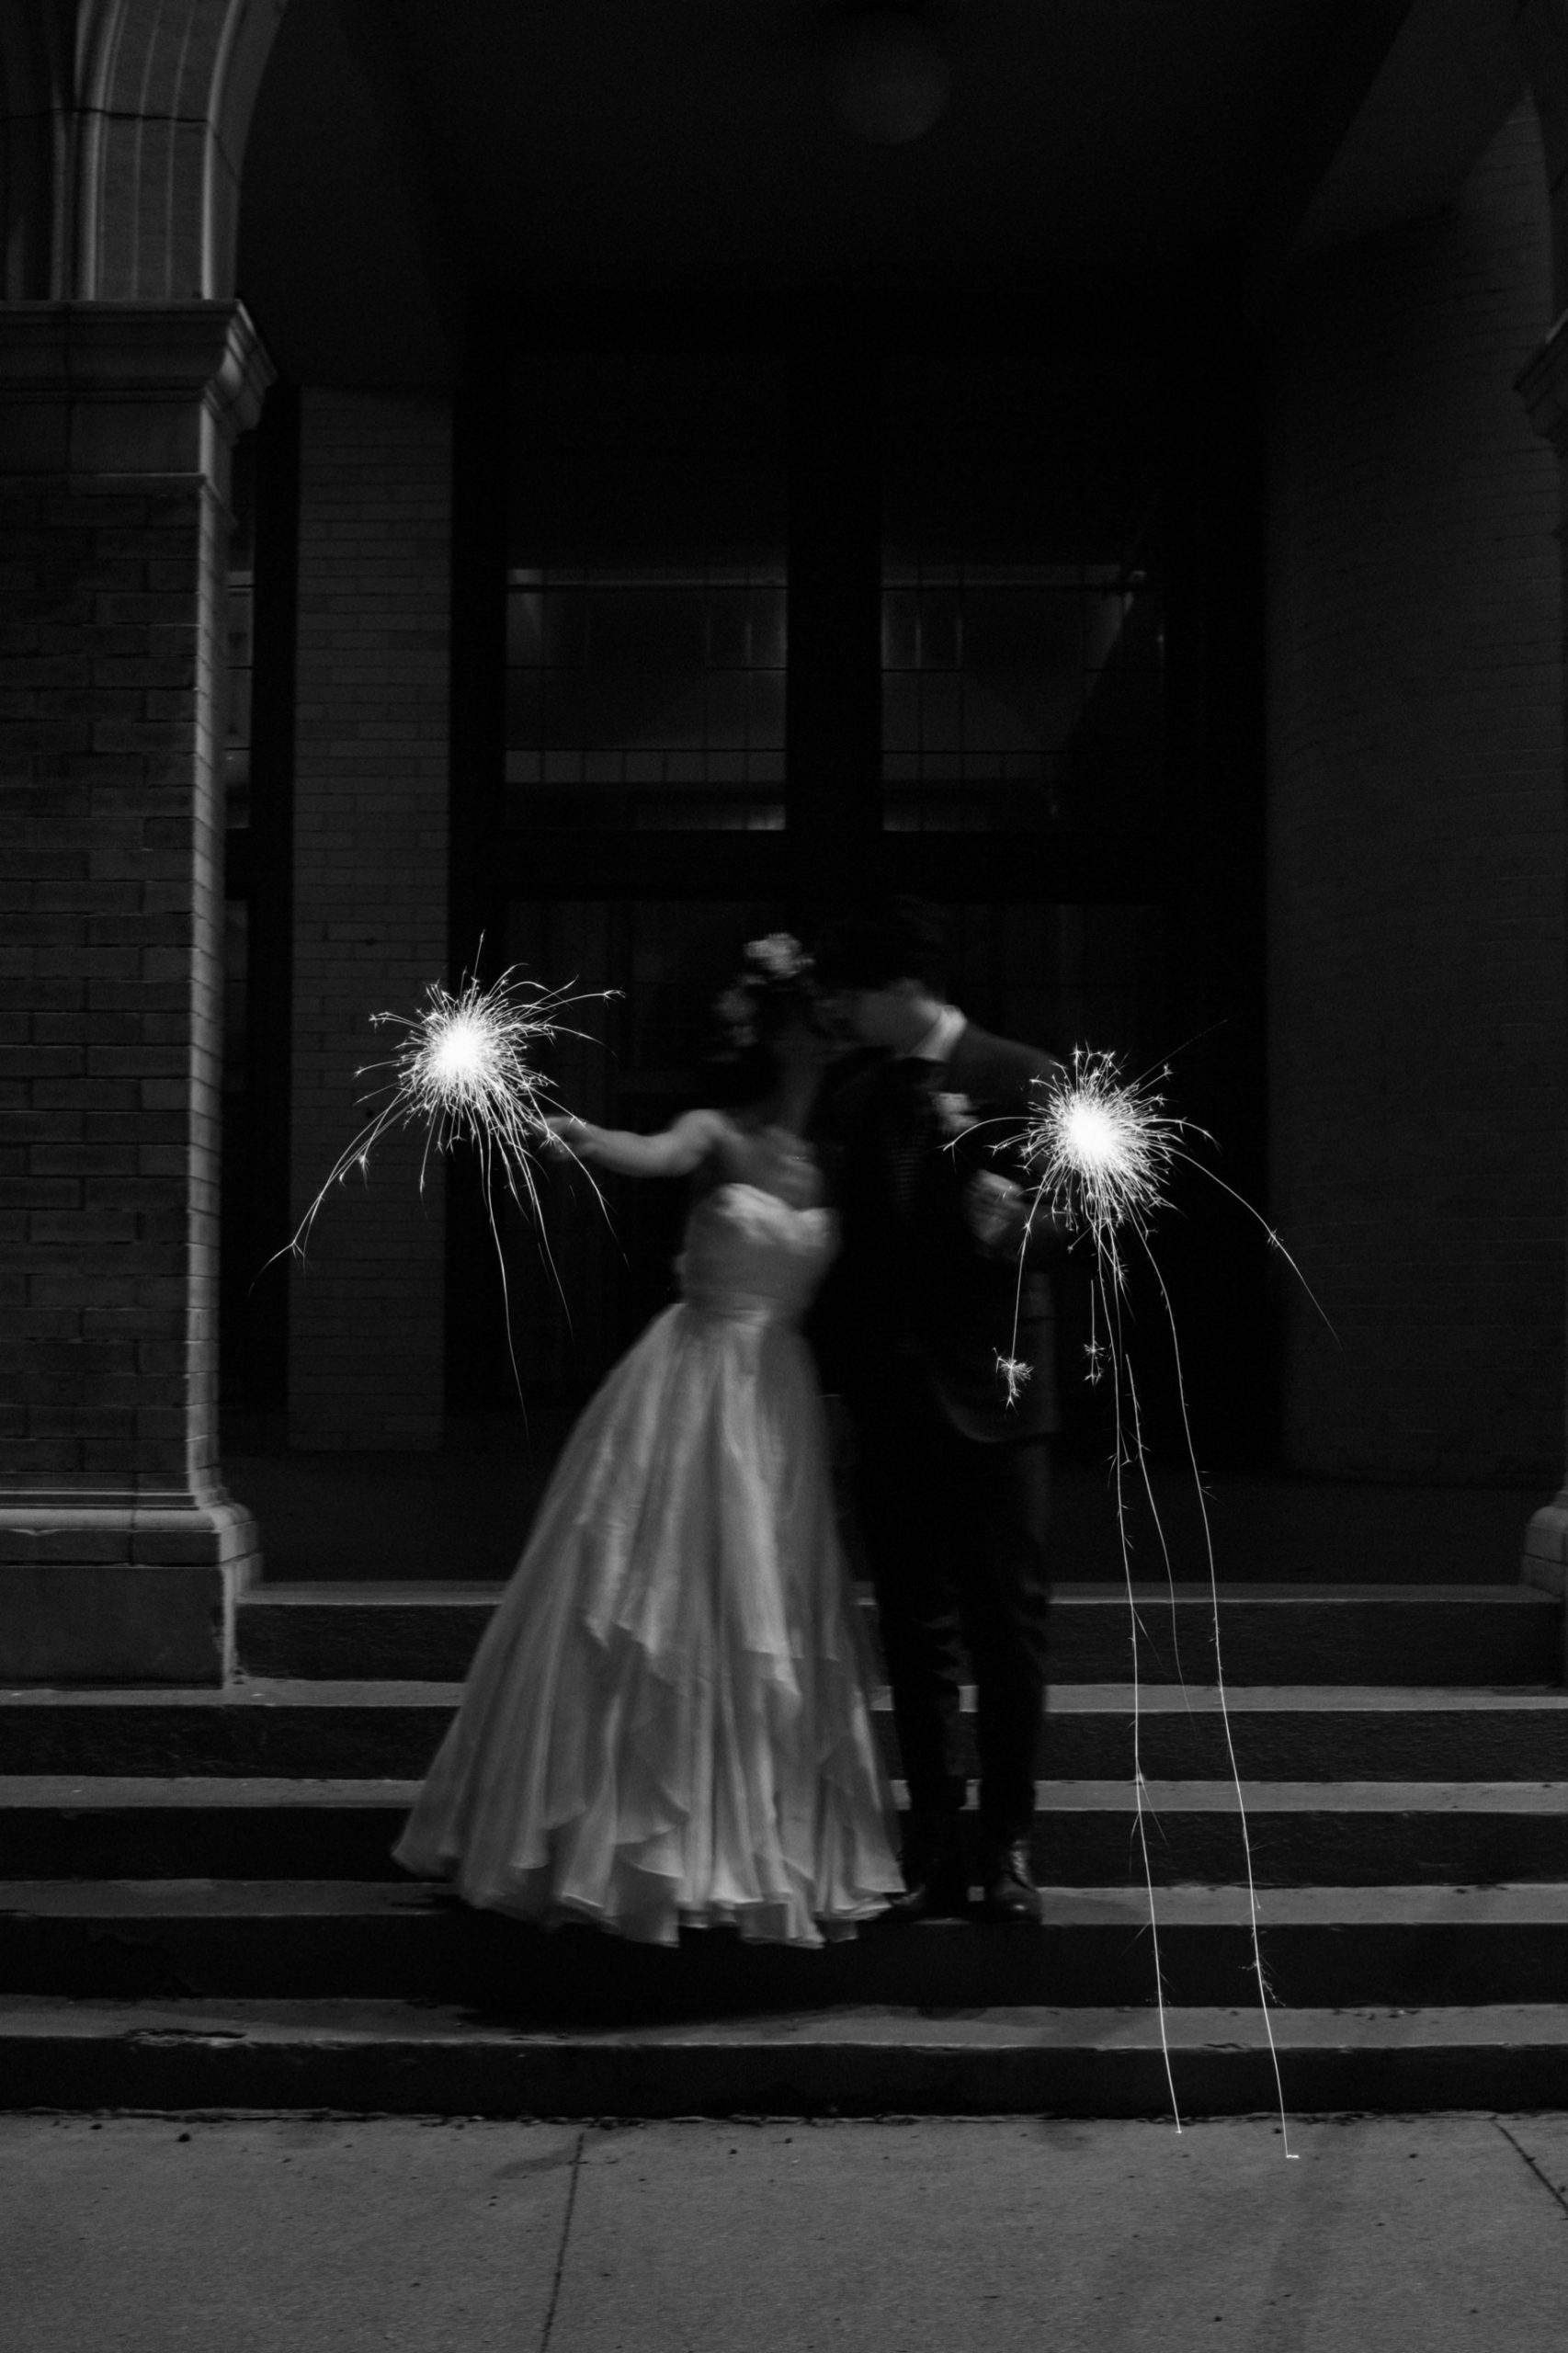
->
<box><xmin>541</xmin><ymin>1113</ymin><xmax>589</xmax><ymax>1154</ymax></box>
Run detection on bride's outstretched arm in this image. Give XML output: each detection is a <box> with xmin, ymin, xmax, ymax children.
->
<box><xmin>545</xmin><ymin>1107</ymin><xmax>729</xmax><ymax>1178</ymax></box>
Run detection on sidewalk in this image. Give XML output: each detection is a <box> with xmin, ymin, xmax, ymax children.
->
<box><xmin>5</xmin><ymin>2111</ymin><xmax>1565</xmax><ymax>2349</ymax></box>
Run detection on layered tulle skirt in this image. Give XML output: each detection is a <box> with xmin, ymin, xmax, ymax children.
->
<box><xmin>394</xmin><ymin>1300</ymin><xmax>903</xmax><ymax>1946</ymax></box>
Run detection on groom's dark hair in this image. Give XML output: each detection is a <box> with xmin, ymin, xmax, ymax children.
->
<box><xmin>813</xmin><ymin>897</ymin><xmax>949</xmax><ymax>993</ymax></box>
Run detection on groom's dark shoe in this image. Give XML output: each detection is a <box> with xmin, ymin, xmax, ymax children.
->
<box><xmin>978</xmin><ymin>1836</ymin><xmax>1044</xmax><ymax>1925</ymax></box>
<box><xmin>882</xmin><ymin>1813</ymin><xmax>968</xmax><ymax>1924</ymax></box>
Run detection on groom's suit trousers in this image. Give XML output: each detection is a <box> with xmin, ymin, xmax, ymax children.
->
<box><xmin>851</xmin><ymin>1359</ymin><xmax>1052</xmax><ymax>1841</ymax></box>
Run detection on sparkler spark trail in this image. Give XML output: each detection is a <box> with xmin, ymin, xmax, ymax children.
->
<box><xmin>277</xmin><ymin>965</ymin><xmax>617</xmax><ymax>1396</ymax></box>
<box><xmin>1011</xmin><ymin>1047</ymin><xmax>1305</xmax><ymax>2156</ymax></box>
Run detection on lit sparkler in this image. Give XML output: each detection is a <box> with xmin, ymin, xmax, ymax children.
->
<box><xmin>283</xmin><ymin>966</ymin><xmax>610</xmax><ymax>1254</ymax></box>
<box><xmin>1008</xmin><ymin>1045</ymin><xmax>1307</xmax><ymax>2157</ymax></box>
<box><xmin>1021</xmin><ymin>1048</ymin><xmax>1187</xmax><ymax>1275</ymax></box>
<box><xmin>277</xmin><ymin>965</ymin><xmax>616</xmax><ymax>1392</ymax></box>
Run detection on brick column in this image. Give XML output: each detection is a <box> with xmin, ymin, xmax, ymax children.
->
<box><xmin>0</xmin><ymin>301</ymin><xmax>273</xmax><ymax>1683</ymax></box>
<box><xmin>1517</xmin><ymin>314</ymin><xmax>1568</xmax><ymax>1629</ymax></box>
<box><xmin>286</xmin><ymin>392</ymin><xmax>451</xmax><ymax>1450</ymax></box>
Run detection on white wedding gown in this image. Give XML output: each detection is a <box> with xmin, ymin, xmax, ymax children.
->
<box><xmin>394</xmin><ymin>1182</ymin><xmax>903</xmax><ymax>1946</ymax></box>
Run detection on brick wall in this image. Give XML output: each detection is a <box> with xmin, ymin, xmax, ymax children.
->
<box><xmin>1268</xmin><ymin>102</ymin><xmax>1566</xmax><ymax>1483</ymax></box>
<box><xmin>287</xmin><ymin>391</ymin><xmax>452</xmax><ymax>1450</ymax></box>
<box><xmin>0</xmin><ymin>467</ymin><xmax>228</xmax><ymax>1495</ymax></box>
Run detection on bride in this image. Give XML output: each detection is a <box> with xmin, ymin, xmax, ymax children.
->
<box><xmin>393</xmin><ymin>937</ymin><xmax>903</xmax><ymax>1946</ymax></box>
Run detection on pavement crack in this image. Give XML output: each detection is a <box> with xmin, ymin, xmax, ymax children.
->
<box><xmin>1494</xmin><ymin>2120</ymin><xmax>1568</xmax><ymax>2220</ymax></box>
<box><xmin>540</xmin><ymin>2128</ymin><xmax>586</xmax><ymax>2350</ymax></box>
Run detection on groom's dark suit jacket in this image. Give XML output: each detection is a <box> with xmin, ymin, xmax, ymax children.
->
<box><xmin>812</xmin><ymin>1023</ymin><xmax>1066</xmax><ymax>1444</ymax></box>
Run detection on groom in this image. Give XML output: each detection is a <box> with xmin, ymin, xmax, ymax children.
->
<box><xmin>812</xmin><ymin>902</ymin><xmax>1065</xmax><ymax>1925</ymax></box>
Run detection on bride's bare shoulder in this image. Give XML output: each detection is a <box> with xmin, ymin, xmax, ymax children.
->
<box><xmin>681</xmin><ymin>1107</ymin><xmax>744</xmax><ymax>1150</ymax></box>
<box><xmin>675</xmin><ymin>1107</ymin><xmax>748</xmax><ymax>1176</ymax></box>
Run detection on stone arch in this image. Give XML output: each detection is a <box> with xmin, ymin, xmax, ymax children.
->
<box><xmin>0</xmin><ymin>0</ymin><xmax>290</xmax><ymax>302</ymax></box>
<box><xmin>1517</xmin><ymin>0</ymin><xmax>1568</xmax><ymax>313</ymax></box>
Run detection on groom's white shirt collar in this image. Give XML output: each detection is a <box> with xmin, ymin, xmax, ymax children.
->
<box><xmin>904</xmin><ymin>1004</ymin><xmax>967</xmax><ymax>1065</ymax></box>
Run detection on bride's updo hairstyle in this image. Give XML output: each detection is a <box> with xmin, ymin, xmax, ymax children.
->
<box><xmin>711</xmin><ymin>934</ymin><xmax>818</xmax><ymax>1104</ymax></box>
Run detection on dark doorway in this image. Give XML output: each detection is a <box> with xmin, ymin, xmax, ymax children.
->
<box><xmin>441</xmin><ymin>323</ymin><xmax>1268</xmax><ymax>1466</ymax></box>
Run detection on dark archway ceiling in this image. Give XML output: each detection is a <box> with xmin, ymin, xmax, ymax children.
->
<box><xmin>237</xmin><ymin>0</ymin><xmax>1521</xmax><ymax>386</ymax></box>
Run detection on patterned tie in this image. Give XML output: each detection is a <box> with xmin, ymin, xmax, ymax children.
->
<box><xmin>888</xmin><ymin>1057</ymin><xmax>937</xmax><ymax>1216</ymax></box>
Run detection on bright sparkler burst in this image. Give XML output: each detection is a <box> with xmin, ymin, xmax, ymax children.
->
<box><xmin>1022</xmin><ymin>1048</ymin><xmax>1190</xmax><ymax>1272</ymax></box>
<box><xmin>282</xmin><ymin>965</ymin><xmax>612</xmax><ymax>1264</ymax></box>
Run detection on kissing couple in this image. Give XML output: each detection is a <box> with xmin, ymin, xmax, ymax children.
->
<box><xmin>396</xmin><ymin>901</ymin><xmax>1065</xmax><ymax>1942</ymax></box>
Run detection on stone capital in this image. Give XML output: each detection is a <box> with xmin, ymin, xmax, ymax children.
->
<box><xmin>1522</xmin><ymin>1493</ymin><xmax>1568</xmax><ymax>1682</ymax></box>
<box><xmin>0</xmin><ymin>299</ymin><xmax>276</xmax><ymax>478</ymax></box>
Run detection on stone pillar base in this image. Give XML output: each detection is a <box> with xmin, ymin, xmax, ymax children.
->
<box><xmin>0</xmin><ymin>1490</ymin><xmax>259</xmax><ymax>1685</ymax></box>
<box><xmin>1522</xmin><ymin>1492</ymin><xmax>1568</xmax><ymax>1683</ymax></box>
<box><xmin>1523</xmin><ymin>1490</ymin><xmax>1568</xmax><ymax>1595</ymax></box>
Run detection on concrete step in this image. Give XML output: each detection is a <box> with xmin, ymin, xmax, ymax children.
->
<box><xmin>6</xmin><ymin>1681</ymin><xmax>1568</xmax><ymax>1781</ymax></box>
<box><xmin>2</xmin><ymin>1879</ymin><xmax>1566</xmax><ymax>2008</ymax></box>
<box><xmin>5</xmin><ymin>1994</ymin><xmax>1568</xmax><ymax>2116</ymax></box>
<box><xmin>234</xmin><ymin>1580</ymin><xmax>1564</xmax><ymax>1688</ymax></box>
<box><xmin>5</xmin><ymin>1776</ymin><xmax>1567</xmax><ymax>1888</ymax></box>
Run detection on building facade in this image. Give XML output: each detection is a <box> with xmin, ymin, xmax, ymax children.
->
<box><xmin>5</xmin><ymin>0</ymin><xmax>1568</xmax><ymax>1680</ymax></box>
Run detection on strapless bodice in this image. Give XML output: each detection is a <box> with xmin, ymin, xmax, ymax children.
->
<box><xmin>676</xmin><ymin>1183</ymin><xmax>837</xmax><ymax>1328</ymax></box>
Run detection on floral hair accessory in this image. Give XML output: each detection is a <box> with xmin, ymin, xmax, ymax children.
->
<box><xmin>712</xmin><ymin>933</ymin><xmax>814</xmax><ymax>1052</ymax></box>
<box><xmin>744</xmin><ymin>933</ymin><xmax>812</xmax><ymax>981</ymax></box>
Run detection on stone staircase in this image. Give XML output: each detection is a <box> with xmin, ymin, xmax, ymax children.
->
<box><xmin>1</xmin><ymin>1579</ymin><xmax>1566</xmax><ymax>2116</ymax></box>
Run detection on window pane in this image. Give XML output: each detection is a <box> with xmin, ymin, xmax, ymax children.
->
<box><xmin>881</xmin><ymin>350</ymin><xmax>1162</xmax><ymax>831</ymax></box>
<box><xmin>880</xmin><ymin>564</ymin><xmax>1164</xmax><ymax>831</ymax></box>
<box><xmin>506</xmin><ymin>351</ymin><xmax>787</xmax><ymax>832</ymax></box>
